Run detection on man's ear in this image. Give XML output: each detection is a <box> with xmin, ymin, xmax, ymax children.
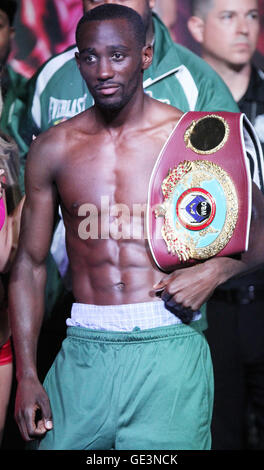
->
<box><xmin>141</xmin><ymin>44</ymin><xmax>153</xmax><ymax>71</ymax></box>
<box><xmin>187</xmin><ymin>16</ymin><xmax>205</xmax><ymax>44</ymax></box>
<box><xmin>75</xmin><ymin>51</ymin><xmax>80</xmax><ymax>69</ymax></box>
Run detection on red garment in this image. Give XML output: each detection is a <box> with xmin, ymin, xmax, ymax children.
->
<box><xmin>0</xmin><ymin>337</ymin><xmax>12</xmax><ymax>366</ymax></box>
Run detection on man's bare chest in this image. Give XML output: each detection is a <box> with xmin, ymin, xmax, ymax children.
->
<box><xmin>56</xmin><ymin>136</ymin><xmax>164</xmax><ymax>215</ymax></box>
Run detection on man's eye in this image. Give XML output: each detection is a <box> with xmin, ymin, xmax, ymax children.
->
<box><xmin>112</xmin><ymin>52</ymin><xmax>124</xmax><ymax>60</ymax></box>
<box><xmin>248</xmin><ymin>12</ymin><xmax>259</xmax><ymax>20</ymax></box>
<box><xmin>85</xmin><ymin>55</ymin><xmax>96</xmax><ymax>63</ymax></box>
<box><xmin>220</xmin><ymin>12</ymin><xmax>233</xmax><ymax>20</ymax></box>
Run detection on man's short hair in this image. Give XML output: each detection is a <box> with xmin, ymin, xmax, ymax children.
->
<box><xmin>190</xmin><ymin>0</ymin><xmax>214</xmax><ymax>18</ymax></box>
<box><xmin>76</xmin><ymin>4</ymin><xmax>146</xmax><ymax>49</ymax></box>
<box><xmin>0</xmin><ymin>0</ymin><xmax>17</xmax><ymax>26</ymax></box>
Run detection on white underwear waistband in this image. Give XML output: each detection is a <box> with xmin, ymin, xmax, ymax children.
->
<box><xmin>66</xmin><ymin>301</ymin><xmax>201</xmax><ymax>332</ymax></box>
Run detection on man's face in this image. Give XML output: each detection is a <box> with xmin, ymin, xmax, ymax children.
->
<box><xmin>82</xmin><ymin>1</ymin><xmax>154</xmax><ymax>30</ymax></box>
<box><xmin>76</xmin><ymin>18</ymin><xmax>147</xmax><ymax>111</ymax></box>
<box><xmin>201</xmin><ymin>0</ymin><xmax>260</xmax><ymax>67</ymax></box>
<box><xmin>0</xmin><ymin>9</ymin><xmax>14</xmax><ymax>67</ymax></box>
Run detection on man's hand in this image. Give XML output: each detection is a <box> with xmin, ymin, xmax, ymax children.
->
<box><xmin>15</xmin><ymin>376</ymin><xmax>53</xmax><ymax>442</ymax></box>
<box><xmin>152</xmin><ymin>257</ymin><xmax>231</xmax><ymax>322</ymax></box>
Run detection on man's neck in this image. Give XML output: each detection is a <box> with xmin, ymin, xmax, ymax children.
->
<box><xmin>202</xmin><ymin>54</ymin><xmax>252</xmax><ymax>103</ymax></box>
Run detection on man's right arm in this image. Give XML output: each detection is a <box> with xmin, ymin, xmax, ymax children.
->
<box><xmin>9</xmin><ymin>134</ymin><xmax>58</xmax><ymax>441</ymax></box>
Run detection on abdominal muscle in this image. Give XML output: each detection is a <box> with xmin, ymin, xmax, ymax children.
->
<box><xmin>68</xmin><ymin>235</ymin><xmax>163</xmax><ymax>306</ymax></box>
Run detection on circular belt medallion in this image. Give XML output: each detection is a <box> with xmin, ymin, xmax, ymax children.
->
<box><xmin>155</xmin><ymin>160</ymin><xmax>238</xmax><ymax>262</ymax></box>
<box><xmin>176</xmin><ymin>187</ymin><xmax>216</xmax><ymax>231</ymax></box>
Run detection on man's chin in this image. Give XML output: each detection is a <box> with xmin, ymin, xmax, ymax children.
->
<box><xmin>95</xmin><ymin>97</ymin><xmax>127</xmax><ymax>112</ymax></box>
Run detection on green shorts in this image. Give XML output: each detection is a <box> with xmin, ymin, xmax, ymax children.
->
<box><xmin>38</xmin><ymin>323</ymin><xmax>214</xmax><ymax>450</ymax></box>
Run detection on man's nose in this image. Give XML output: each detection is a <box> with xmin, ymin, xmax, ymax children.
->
<box><xmin>97</xmin><ymin>57</ymin><xmax>114</xmax><ymax>80</ymax></box>
<box><xmin>236</xmin><ymin>15</ymin><xmax>250</xmax><ymax>35</ymax></box>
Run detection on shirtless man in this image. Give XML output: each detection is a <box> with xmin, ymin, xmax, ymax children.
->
<box><xmin>9</xmin><ymin>4</ymin><xmax>264</xmax><ymax>450</ymax></box>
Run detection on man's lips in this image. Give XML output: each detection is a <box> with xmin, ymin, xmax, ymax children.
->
<box><xmin>233</xmin><ymin>41</ymin><xmax>250</xmax><ymax>50</ymax></box>
<box><xmin>96</xmin><ymin>84</ymin><xmax>121</xmax><ymax>95</ymax></box>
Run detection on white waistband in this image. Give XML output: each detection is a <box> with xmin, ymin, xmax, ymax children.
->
<box><xmin>66</xmin><ymin>301</ymin><xmax>201</xmax><ymax>332</ymax></box>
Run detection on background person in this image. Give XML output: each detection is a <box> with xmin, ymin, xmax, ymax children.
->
<box><xmin>0</xmin><ymin>130</ymin><xmax>24</xmax><ymax>446</ymax></box>
<box><xmin>188</xmin><ymin>0</ymin><xmax>264</xmax><ymax>450</ymax></box>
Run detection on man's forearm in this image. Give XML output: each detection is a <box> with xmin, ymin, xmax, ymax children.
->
<box><xmin>9</xmin><ymin>259</ymin><xmax>47</xmax><ymax>382</ymax></box>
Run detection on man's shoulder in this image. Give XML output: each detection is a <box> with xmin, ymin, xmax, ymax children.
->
<box><xmin>156</xmin><ymin>99</ymin><xmax>183</xmax><ymax>118</ymax></box>
<box><xmin>149</xmin><ymin>97</ymin><xmax>183</xmax><ymax>130</ymax></box>
<box><xmin>29</xmin><ymin>117</ymin><xmax>71</xmax><ymax>152</ymax></box>
<box><xmin>26</xmin><ymin>122</ymin><xmax>70</xmax><ymax>179</ymax></box>
<box><xmin>28</xmin><ymin>110</ymin><xmax>94</xmax><ymax>171</ymax></box>
<box><xmin>32</xmin><ymin>108</ymin><xmax>91</xmax><ymax>144</ymax></box>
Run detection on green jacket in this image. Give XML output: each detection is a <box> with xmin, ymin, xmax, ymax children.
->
<box><xmin>0</xmin><ymin>65</ymin><xmax>27</xmax><ymax>136</ymax></box>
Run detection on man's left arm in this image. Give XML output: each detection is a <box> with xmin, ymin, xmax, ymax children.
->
<box><xmin>153</xmin><ymin>183</ymin><xmax>264</xmax><ymax>311</ymax></box>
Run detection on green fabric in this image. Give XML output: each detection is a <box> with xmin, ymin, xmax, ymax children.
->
<box><xmin>0</xmin><ymin>65</ymin><xmax>27</xmax><ymax>137</ymax></box>
<box><xmin>0</xmin><ymin>66</ymin><xmax>28</xmax><ymax>195</ymax></box>
<box><xmin>38</xmin><ymin>323</ymin><xmax>213</xmax><ymax>450</ymax></box>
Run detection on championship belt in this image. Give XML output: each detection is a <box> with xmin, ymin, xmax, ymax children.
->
<box><xmin>147</xmin><ymin>112</ymin><xmax>255</xmax><ymax>272</ymax></box>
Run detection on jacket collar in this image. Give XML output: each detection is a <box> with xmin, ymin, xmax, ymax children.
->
<box><xmin>143</xmin><ymin>13</ymin><xmax>182</xmax><ymax>87</ymax></box>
